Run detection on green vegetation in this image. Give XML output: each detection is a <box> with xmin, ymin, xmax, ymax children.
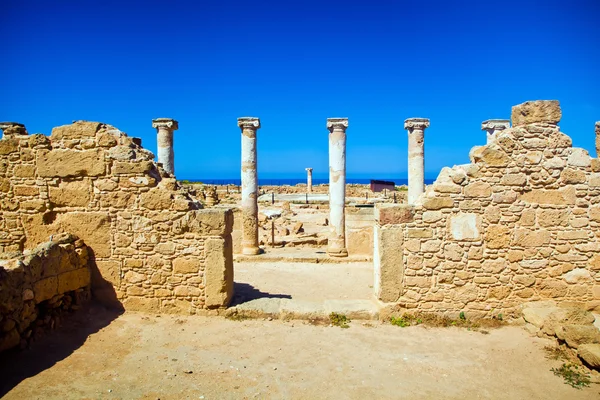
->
<box><xmin>551</xmin><ymin>363</ymin><xmax>591</xmax><ymax>389</ymax></box>
<box><xmin>225</xmin><ymin>312</ymin><xmax>250</xmax><ymax>321</ymax></box>
<box><xmin>388</xmin><ymin>311</ymin><xmax>504</xmax><ymax>332</ymax></box>
<box><xmin>329</xmin><ymin>312</ymin><xmax>350</xmax><ymax>329</ymax></box>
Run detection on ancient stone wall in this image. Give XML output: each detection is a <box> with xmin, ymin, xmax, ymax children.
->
<box><xmin>0</xmin><ymin>121</ymin><xmax>233</xmax><ymax>314</ymax></box>
<box><xmin>0</xmin><ymin>234</ymin><xmax>91</xmax><ymax>353</ymax></box>
<box><xmin>375</xmin><ymin>101</ymin><xmax>600</xmax><ymax>318</ymax></box>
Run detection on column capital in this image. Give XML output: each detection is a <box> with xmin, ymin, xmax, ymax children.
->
<box><xmin>0</xmin><ymin>122</ymin><xmax>25</xmax><ymax>130</ymax></box>
<box><xmin>481</xmin><ymin>119</ymin><xmax>510</xmax><ymax>131</ymax></box>
<box><xmin>238</xmin><ymin>117</ymin><xmax>261</xmax><ymax>130</ymax></box>
<box><xmin>595</xmin><ymin>121</ymin><xmax>600</xmax><ymax>133</ymax></box>
<box><xmin>404</xmin><ymin>118</ymin><xmax>430</xmax><ymax>130</ymax></box>
<box><xmin>0</xmin><ymin>122</ymin><xmax>27</xmax><ymax>136</ymax></box>
<box><xmin>152</xmin><ymin>118</ymin><xmax>179</xmax><ymax>131</ymax></box>
<box><xmin>305</xmin><ymin>167</ymin><xmax>313</xmax><ymax>172</ymax></box>
<box><xmin>326</xmin><ymin>118</ymin><xmax>348</xmax><ymax>132</ymax></box>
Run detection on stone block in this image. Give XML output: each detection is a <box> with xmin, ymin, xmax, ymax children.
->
<box><xmin>567</xmin><ymin>148</ymin><xmax>591</xmax><ymax>168</ymax></box>
<box><xmin>204</xmin><ymin>236</ymin><xmax>233</xmax><ymax>308</ymax></box>
<box><xmin>33</xmin><ymin>276</ymin><xmax>58</xmax><ymax>303</ymax></box>
<box><xmin>578</xmin><ymin>344</ymin><xmax>600</xmax><ymax>368</ymax></box>
<box><xmin>556</xmin><ymin>325</ymin><xmax>600</xmax><ymax>349</ymax></box>
<box><xmin>406</xmin><ymin>228</ymin><xmax>433</xmax><ymax>238</ymax></box>
<box><xmin>94</xmin><ymin>260</ymin><xmax>121</xmax><ymax>287</ymax></box>
<box><xmin>484</xmin><ymin>224</ymin><xmax>511</xmax><ymax>249</ymax></box>
<box><xmin>519</xmin><ymin>188</ymin><xmax>576</xmax><ymax>206</ymax></box>
<box><xmin>140</xmin><ymin>188</ymin><xmax>173</xmax><ymax>210</ymax></box>
<box><xmin>0</xmin><ymin>138</ymin><xmax>19</xmax><ymax>155</ymax></box>
<box><xmin>512</xmin><ymin>229</ymin><xmax>550</xmax><ymax>247</ymax></box>
<box><xmin>57</xmin><ymin>267</ymin><xmax>90</xmax><ymax>294</ymax></box>
<box><xmin>463</xmin><ymin>181</ymin><xmax>492</xmax><ymax>197</ymax></box>
<box><xmin>112</xmin><ymin>161</ymin><xmax>154</xmax><ymax>175</ymax></box>
<box><xmin>51</xmin><ymin>121</ymin><xmax>101</xmax><ymax>140</ymax></box>
<box><xmin>375</xmin><ymin>204</ymin><xmax>414</xmax><ymax>225</ymax></box>
<box><xmin>37</xmin><ymin>148</ymin><xmax>106</xmax><ymax>178</ymax></box>
<box><xmin>13</xmin><ymin>164</ymin><xmax>36</xmax><ymax>178</ymax></box>
<box><xmin>501</xmin><ymin>173</ymin><xmax>527</xmax><ymax>186</ymax></box>
<box><xmin>511</xmin><ymin>100</ymin><xmax>561</xmax><ymax>126</ymax></box>
<box><xmin>469</xmin><ymin>146</ymin><xmax>511</xmax><ymax>167</ymax></box>
<box><xmin>23</xmin><ymin>212</ymin><xmax>111</xmax><ymax>258</ymax></box>
<box><xmin>48</xmin><ymin>179</ymin><xmax>92</xmax><ymax>207</ymax></box>
<box><xmin>422</xmin><ymin>197</ymin><xmax>454</xmax><ymax>210</ymax></box>
<box><xmin>450</xmin><ymin>213</ymin><xmax>480</xmax><ymax>240</ymax></box>
<box><xmin>122</xmin><ymin>297</ymin><xmax>160</xmax><ymax>312</ymax></box>
<box><xmin>172</xmin><ymin>209</ymin><xmax>234</xmax><ymax>237</ymax></box>
<box><xmin>13</xmin><ymin>185</ymin><xmax>39</xmax><ymax>196</ymax></box>
<box><xmin>173</xmin><ymin>257</ymin><xmax>202</xmax><ymax>274</ymax></box>
<box><xmin>374</xmin><ymin>226</ymin><xmax>403</xmax><ymax>303</ymax></box>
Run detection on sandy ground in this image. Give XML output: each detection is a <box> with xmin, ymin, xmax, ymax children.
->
<box><xmin>234</xmin><ymin>261</ymin><xmax>374</xmax><ymax>302</ymax></box>
<box><xmin>1</xmin><ymin>306</ymin><xmax>599</xmax><ymax>400</ymax></box>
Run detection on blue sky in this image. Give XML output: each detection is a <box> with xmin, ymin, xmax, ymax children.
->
<box><xmin>1</xmin><ymin>0</ymin><xmax>599</xmax><ymax>180</ymax></box>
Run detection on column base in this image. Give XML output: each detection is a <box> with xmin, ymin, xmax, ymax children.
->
<box><xmin>327</xmin><ymin>248</ymin><xmax>348</xmax><ymax>258</ymax></box>
<box><xmin>242</xmin><ymin>246</ymin><xmax>262</xmax><ymax>256</ymax></box>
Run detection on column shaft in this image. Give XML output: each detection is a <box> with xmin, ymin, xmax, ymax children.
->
<box><xmin>405</xmin><ymin>118</ymin><xmax>429</xmax><ymax>205</ymax></box>
<box><xmin>407</xmin><ymin>129</ymin><xmax>424</xmax><ymax>204</ymax></box>
<box><xmin>239</xmin><ymin>118</ymin><xmax>261</xmax><ymax>255</ymax></box>
<box><xmin>157</xmin><ymin>127</ymin><xmax>174</xmax><ymax>174</ymax></box>
<box><xmin>596</xmin><ymin>121</ymin><xmax>600</xmax><ymax>158</ymax></box>
<box><xmin>327</xmin><ymin>119</ymin><xmax>348</xmax><ymax>257</ymax></box>
<box><xmin>306</xmin><ymin>168</ymin><xmax>313</xmax><ymax>193</ymax></box>
<box><xmin>152</xmin><ymin>118</ymin><xmax>178</xmax><ymax>176</ymax></box>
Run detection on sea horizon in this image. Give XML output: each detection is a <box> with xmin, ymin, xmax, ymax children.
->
<box><xmin>179</xmin><ymin>177</ymin><xmax>436</xmax><ymax>186</ymax></box>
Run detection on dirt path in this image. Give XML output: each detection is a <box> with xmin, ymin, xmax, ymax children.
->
<box><xmin>1</xmin><ymin>306</ymin><xmax>598</xmax><ymax>400</ymax></box>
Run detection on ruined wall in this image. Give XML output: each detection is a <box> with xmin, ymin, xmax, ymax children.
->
<box><xmin>0</xmin><ymin>234</ymin><xmax>91</xmax><ymax>353</ymax></box>
<box><xmin>0</xmin><ymin>121</ymin><xmax>233</xmax><ymax>314</ymax></box>
<box><xmin>375</xmin><ymin>101</ymin><xmax>600</xmax><ymax>318</ymax></box>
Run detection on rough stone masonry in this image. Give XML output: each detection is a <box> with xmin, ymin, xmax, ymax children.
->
<box><xmin>375</xmin><ymin>100</ymin><xmax>600</xmax><ymax>318</ymax></box>
<box><xmin>0</xmin><ymin>121</ymin><xmax>234</xmax><ymax>314</ymax></box>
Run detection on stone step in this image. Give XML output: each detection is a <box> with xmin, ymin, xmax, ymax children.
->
<box><xmin>228</xmin><ymin>298</ymin><xmax>381</xmax><ymax>321</ymax></box>
<box><xmin>234</xmin><ymin>253</ymin><xmax>372</xmax><ymax>264</ymax></box>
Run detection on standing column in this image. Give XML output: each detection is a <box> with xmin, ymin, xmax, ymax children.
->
<box><xmin>152</xmin><ymin>118</ymin><xmax>179</xmax><ymax>176</ymax></box>
<box><xmin>305</xmin><ymin>168</ymin><xmax>313</xmax><ymax>193</ymax></box>
<box><xmin>596</xmin><ymin>121</ymin><xmax>600</xmax><ymax>158</ymax></box>
<box><xmin>238</xmin><ymin>117</ymin><xmax>261</xmax><ymax>255</ymax></box>
<box><xmin>481</xmin><ymin>119</ymin><xmax>510</xmax><ymax>144</ymax></box>
<box><xmin>404</xmin><ymin>118</ymin><xmax>430</xmax><ymax>205</ymax></box>
<box><xmin>327</xmin><ymin>118</ymin><xmax>348</xmax><ymax>257</ymax></box>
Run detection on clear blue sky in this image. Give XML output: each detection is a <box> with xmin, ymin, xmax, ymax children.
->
<box><xmin>1</xmin><ymin>0</ymin><xmax>599</xmax><ymax>180</ymax></box>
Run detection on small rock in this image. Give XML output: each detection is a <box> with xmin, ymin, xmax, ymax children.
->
<box><xmin>578</xmin><ymin>344</ymin><xmax>600</xmax><ymax>369</ymax></box>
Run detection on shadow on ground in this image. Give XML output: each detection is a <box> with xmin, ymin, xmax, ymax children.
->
<box><xmin>230</xmin><ymin>282</ymin><xmax>292</xmax><ymax>306</ymax></box>
<box><xmin>0</xmin><ymin>302</ymin><xmax>122</xmax><ymax>397</ymax></box>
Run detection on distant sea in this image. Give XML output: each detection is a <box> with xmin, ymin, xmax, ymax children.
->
<box><xmin>184</xmin><ymin>178</ymin><xmax>436</xmax><ymax>186</ymax></box>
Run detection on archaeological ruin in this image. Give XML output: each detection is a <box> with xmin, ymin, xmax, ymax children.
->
<box><xmin>1</xmin><ymin>100</ymin><xmax>600</xmax><ymax>358</ymax></box>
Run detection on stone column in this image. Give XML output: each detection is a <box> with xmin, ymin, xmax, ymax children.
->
<box><xmin>327</xmin><ymin>118</ymin><xmax>348</xmax><ymax>257</ymax></box>
<box><xmin>238</xmin><ymin>117</ymin><xmax>261</xmax><ymax>255</ymax></box>
<box><xmin>481</xmin><ymin>119</ymin><xmax>510</xmax><ymax>144</ymax></box>
<box><xmin>151</xmin><ymin>118</ymin><xmax>179</xmax><ymax>176</ymax></box>
<box><xmin>305</xmin><ymin>168</ymin><xmax>313</xmax><ymax>193</ymax></box>
<box><xmin>404</xmin><ymin>118</ymin><xmax>430</xmax><ymax>205</ymax></box>
<box><xmin>596</xmin><ymin>121</ymin><xmax>600</xmax><ymax>158</ymax></box>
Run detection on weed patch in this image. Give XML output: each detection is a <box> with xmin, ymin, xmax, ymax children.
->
<box><xmin>329</xmin><ymin>312</ymin><xmax>350</xmax><ymax>329</ymax></box>
<box><xmin>551</xmin><ymin>363</ymin><xmax>591</xmax><ymax>389</ymax></box>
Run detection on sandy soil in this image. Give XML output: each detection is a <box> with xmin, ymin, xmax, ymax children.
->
<box><xmin>1</xmin><ymin>306</ymin><xmax>598</xmax><ymax>400</ymax></box>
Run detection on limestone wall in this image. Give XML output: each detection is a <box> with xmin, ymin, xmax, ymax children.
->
<box><xmin>0</xmin><ymin>234</ymin><xmax>91</xmax><ymax>353</ymax></box>
<box><xmin>375</xmin><ymin>101</ymin><xmax>600</xmax><ymax>318</ymax></box>
<box><xmin>0</xmin><ymin>121</ymin><xmax>233</xmax><ymax>314</ymax></box>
